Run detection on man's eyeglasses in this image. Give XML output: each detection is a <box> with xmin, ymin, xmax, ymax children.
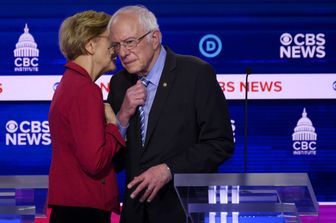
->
<box><xmin>96</xmin><ymin>35</ymin><xmax>116</xmax><ymax>55</ymax></box>
<box><xmin>111</xmin><ymin>30</ymin><xmax>152</xmax><ymax>53</ymax></box>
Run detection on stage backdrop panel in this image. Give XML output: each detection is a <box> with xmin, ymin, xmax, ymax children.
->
<box><xmin>0</xmin><ymin>0</ymin><xmax>335</xmax><ymax>202</ymax></box>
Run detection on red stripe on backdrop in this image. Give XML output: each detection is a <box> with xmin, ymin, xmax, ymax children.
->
<box><xmin>301</xmin><ymin>204</ymin><xmax>336</xmax><ymax>223</ymax></box>
<box><xmin>36</xmin><ymin>205</ymin><xmax>336</xmax><ymax>223</ymax></box>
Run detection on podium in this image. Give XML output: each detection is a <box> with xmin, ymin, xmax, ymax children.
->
<box><xmin>174</xmin><ymin>173</ymin><xmax>319</xmax><ymax>223</ymax></box>
<box><xmin>0</xmin><ymin>175</ymin><xmax>48</xmax><ymax>223</ymax></box>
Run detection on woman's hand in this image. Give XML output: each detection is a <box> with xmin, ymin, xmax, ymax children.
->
<box><xmin>104</xmin><ymin>103</ymin><xmax>117</xmax><ymax>125</ymax></box>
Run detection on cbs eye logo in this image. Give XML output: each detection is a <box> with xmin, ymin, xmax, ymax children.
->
<box><xmin>280</xmin><ymin>33</ymin><xmax>293</xmax><ymax>45</ymax></box>
<box><xmin>199</xmin><ymin>34</ymin><xmax>222</xmax><ymax>58</ymax></box>
<box><xmin>6</xmin><ymin>120</ymin><xmax>18</xmax><ymax>133</ymax></box>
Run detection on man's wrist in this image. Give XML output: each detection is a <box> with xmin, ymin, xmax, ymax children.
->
<box><xmin>116</xmin><ymin>112</ymin><xmax>129</xmax><ymax>139</ymax></box>
<box><xmin>116</xmin><ymin>111</ymin><xmax>130</xmax><ymax>127</ymax></box>
<box><xmin>116</xmin><ymin>112</ymin><xmax>129</xmax><ymax>128</ymax></box>
<box><xmin>163</xmin><ymin>163</ymin><xmax>172</xmax><ymax>181</ymax></box>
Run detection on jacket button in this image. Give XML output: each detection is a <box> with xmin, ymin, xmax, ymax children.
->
<box><xmin>101</xmin><ymin>179</ymin><xmax>106</xmax><ymax>185</ymax></box>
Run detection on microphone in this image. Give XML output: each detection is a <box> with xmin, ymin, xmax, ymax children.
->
<box><xmin>244</xmin><ymin>67</ymin><xmax>252</xmax><ymax>173</ymax></box>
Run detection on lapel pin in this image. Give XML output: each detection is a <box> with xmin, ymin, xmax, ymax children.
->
<box><xmin>163</xmin><ymin>82</ymin><xmax>168</xmax><ymax>87</ymax></box>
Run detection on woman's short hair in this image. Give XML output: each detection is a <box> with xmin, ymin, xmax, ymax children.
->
<box><xmin>59</xmin><ymin>10</ymin><xmax>111</xmax><ymax>61</ymax></box>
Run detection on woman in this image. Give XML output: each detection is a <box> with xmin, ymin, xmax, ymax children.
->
<box><xmin>48</xmin><ymin>10</ymin><xmax>125</xmax><ymax>223</ymax></box>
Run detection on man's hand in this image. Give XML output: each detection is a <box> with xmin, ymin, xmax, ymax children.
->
<box><xmin>127</xmin><ymin>163</ymin><xmax>172</xmax><ymax>203</ymax></box>
<box><xmin>117</xmin><ymin>80</ymin><xmax>146</xmax><ymax>126</ymax></box>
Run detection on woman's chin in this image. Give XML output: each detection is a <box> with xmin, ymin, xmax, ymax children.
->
<box><xmin>103</xmin><ymin>64</ymin><xmax>116</xmax><ymax>74</ymax></box>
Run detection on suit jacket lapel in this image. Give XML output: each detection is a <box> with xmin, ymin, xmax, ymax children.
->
<box><xmin>144</xmin><ymin>47</ymin><xmax>177</xmax><ymax>147</ymax></box>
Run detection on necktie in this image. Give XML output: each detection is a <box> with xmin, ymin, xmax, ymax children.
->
<box><xmin>139</xmin><ymin>77</ymin><xmax>149</xmax><ymax>147</ymax></box>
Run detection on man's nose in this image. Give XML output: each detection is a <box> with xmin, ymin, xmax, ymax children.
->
<box><xmin>118</xmin><ymin>45</ymin><xmax>130</xmax><ymax>57</ymax></box>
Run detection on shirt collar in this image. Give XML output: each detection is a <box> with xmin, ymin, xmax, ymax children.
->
<box><xmin>143</xmin><ymin>46</ymin><xmax>166</xmax><ymax>86</ymax></box>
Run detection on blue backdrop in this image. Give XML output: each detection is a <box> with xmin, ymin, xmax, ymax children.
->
<box><xmin>0</xmin><ymin>0</ymin><xmax>335</xmax><ymax>202</ymax></box>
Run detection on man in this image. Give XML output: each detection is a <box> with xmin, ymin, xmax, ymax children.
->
<box><xmin>107</xmin><ymin>5</ymin><xmax>234</xmax><ymax>223</ymax></box>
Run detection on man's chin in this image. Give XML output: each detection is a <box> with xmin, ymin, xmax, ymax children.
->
<box><xmin>124</xmin><ymin>66</ymin><xmax>140</xmax><ymax>74</ymax></box>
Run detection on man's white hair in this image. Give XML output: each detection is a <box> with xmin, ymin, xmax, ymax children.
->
<box><xmin>108</xmin><ymin>5</ymin><xmax>160</xmax><ymax>36</ymax></box>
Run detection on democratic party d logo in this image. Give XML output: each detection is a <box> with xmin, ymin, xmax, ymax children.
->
<box><xmin>199</xmin><ymin>34</ymin><xmax>222</xmax><ymax>58</ymax></box>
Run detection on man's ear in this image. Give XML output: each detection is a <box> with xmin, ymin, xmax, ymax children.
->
<box><xmin>85</xmin><ymin>40</ymin><xmax>96</xmax><ymax>55</ymax></box>
<box><xmin>151</xmin><ymin>29</ymin><xmax>161</xmax><ymax>49</ymax></box>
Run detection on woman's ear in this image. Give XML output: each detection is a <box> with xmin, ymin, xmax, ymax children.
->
<box><xmin>85</xmin><ymin>40</ymin><xmax>96</xmax><ymax>55</ymax></box>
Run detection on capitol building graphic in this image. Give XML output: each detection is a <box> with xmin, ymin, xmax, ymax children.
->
<box><xmin>292</xmin><ymin>108</ymin><xmax>317</xmax><ymax>155</ymax></box>
<box><xmin>14</xmin><ymin>23</ymin><xmax>39</xmax><ymax>72</ymax></box>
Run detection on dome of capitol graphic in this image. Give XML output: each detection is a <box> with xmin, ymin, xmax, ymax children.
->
<box><xmin>18</xmin><ymin>24</ymin><xmax>35</xmax><ymax>43</ymax></box>
<box><xmin>292</xmin><ymin>108</ymin><xmax>317</xmax><ymax>141</ymax></box>
<box><xmin>14</xmin><ymin>23</ymin><xmax>39</xmax><ymax>57</ymax></box>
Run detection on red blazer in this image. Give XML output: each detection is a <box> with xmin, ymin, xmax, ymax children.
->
<box><xmin>48</xmin><ymin>62</ymin><xmax>125</xmax><ymax>212</ymax></box>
